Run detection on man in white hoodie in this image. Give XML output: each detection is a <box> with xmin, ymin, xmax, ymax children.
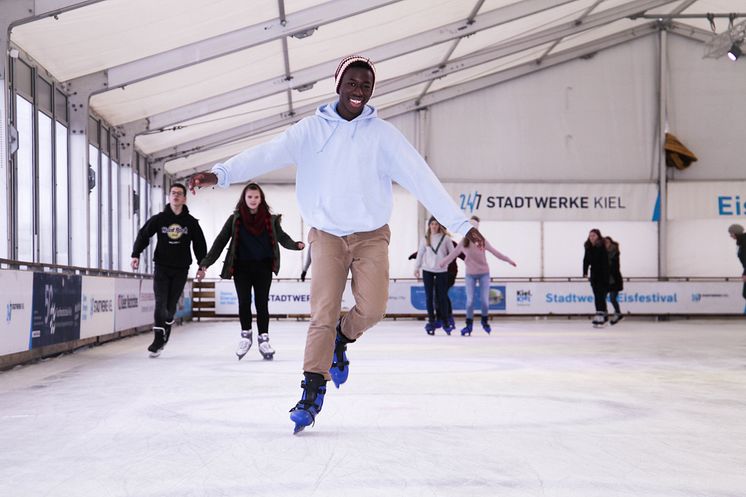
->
<box><xmin>188</xmin><ymin>55</ymin><xmax>485</xmax><ymax>434</ymax></box>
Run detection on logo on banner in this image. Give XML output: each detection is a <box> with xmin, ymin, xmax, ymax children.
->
<box><xmin>516</xmin><ymin>290</ymin><xmax>532</xmax><ymax>306</ymax></box>
<box><xmin>117</xmin><ymin>294</ymin><xmax>139</xmax><ymax>309</ymax></box>
<box><xmin>6</xmin><ymin>302</ymin><xmax>24</xmax><ymax>323</ymax></box>
<box><xmin>460</xmin><ymin>191</ymin><xmax>482</xmax><ymax>212</ymax></box>
<box><xmin>82</xmin><ymin>295</ymin><xmax>114</xmax><ymax>320</ymax></box>
<box><xmin>691</xmin><ymin>292</ymin><xmax>729</xmax><ymax>302</ymax></box>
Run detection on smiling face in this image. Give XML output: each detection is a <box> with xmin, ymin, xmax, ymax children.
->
<box><xmin>337</xmin><ymin>66</ymin><xmax>374</xmax><ymax>121</ymax></box>
<box><xmin>244</xmin><ymin>188</ymin><xmax>262</xmax><ymax>212</ymax></box>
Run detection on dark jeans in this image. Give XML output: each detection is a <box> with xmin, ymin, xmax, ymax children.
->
<box><xmin>609</xmin><ymin>291</ymin><xmax>621</xmax><ymax>314</ymax></box>
<box><xmin>233</xmin><ymin>259</ymin><xmax>273</xmax><ymax>333</ymax></box>
<box><xmin>153</xmin><ymin>264</ymin><xmax>189</xmax><ymax>329</ymax></box>
<box><xmin>423</xmin><ymin>270</ymin><xmax>449</xmax><ymax>323</ymax></box>
<box><xmin>591</xmin><ymin>283</ymin><xmax>609</xmax><ymax>314</ymax></box>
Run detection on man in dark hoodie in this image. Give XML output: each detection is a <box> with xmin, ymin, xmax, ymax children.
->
<box><xmin>131</xmin><ymin>183</ymin><xmax>207</xmax><ymax>357</ymax></box>
<box><xmin>727</xmin><ymin>224</ymin><xmax>746</xmax><ymax>303</ymax></box>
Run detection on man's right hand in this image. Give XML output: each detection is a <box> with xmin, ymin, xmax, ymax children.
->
<box><xmin>187</xmin><ymin>172</ymin><xmax>218</xmax><ymax>194</ymax></box>
<box><xmin>131</xmin><ymin>258</ymin><xmax>140</xmax><ymax>271</ymax></box>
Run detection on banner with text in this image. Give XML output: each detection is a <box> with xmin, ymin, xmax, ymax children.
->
<box><xmin>0</xmin><ymin>270</ymin><xmax>34</xmax><ymax>355</ymax></box>
<box><xmin>445</xmin><ymin>183</ymin><xmax>659</xmax><ymax>221</ymax></box>
<box><xmin>30</xmin><ymin>273</ymin><xmax>82</xmax><ymax>349</ymax></box>
<box><xmin>80</xmin><ymin>276</ymin><xmax>115</xmax><ymax>339</ymax></box>
<box><xmin>114</xmin><ymin>277</ymin><xmax>154</xmax><ymax>331</ymax></box>
<box><xmin>667</xmin><ymin>181</ymin><xmax>746</xmax><ymax>220</ymax></box>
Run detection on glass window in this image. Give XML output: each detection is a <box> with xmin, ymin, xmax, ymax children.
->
<box><xmin>111</xmin><ymin>160</ymin><xmax>120</xmax><ymax>270</ymax></box>
<box><xmin>37</xmin><ymin>78</ymin><xmax>52</xmax><ymax>114</ymax></box>
<box><xmin>88</xmin><ymin>117</ymin><xmax>99</xmax><ymax>147</ymax></box>
<box><xmin>54</xmin><ymin>89</ymin><xmax>68</xmax><ymax>124</ymax></box>
<box><xmin>101</xmin><ymin>153</ymin><xmax>111</xmax><ymax>269</ymax></box>
<box><xmin>15</xmin><ymin>95</ymin><xmax>34</xmax><ymax>262</ymax></box>
<box><xmin>14</xmin><ymin>60</ymin><xmax>33</xmax><ymax>99</ymax></box>
<box><xmin>38</xmin><ymin>112</ymin><xmax>54</xmax><ymax>263</ymax></box>
<box><xmin>88</xmin><ymin>144</ymin><xmax>99</xmax><ymax>268</ymax></box>
<box><xmin>119</xmin><ymin>165</ymin><xmax>132</xmax><ymax>271</ymax></box>
<box><xmin>55</xmin><ymin>122</ymin><xmax>69</xmax><ymax>265</ymax></box>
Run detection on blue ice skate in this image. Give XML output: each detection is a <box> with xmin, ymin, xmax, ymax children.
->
<box><xmin>443</xmin><ymin>320</ymin><xmax>454</xmax><ymax>335</ymax></box>
<box><xmin>481</xmin><ymin>317</ymin><xmax>491</xmax><ymax>334</ymax></box>
<box><xmin>290</xmin><ymin>373</ymin><xmax>327</xmax><ymax>434</ymax></box>
<box><xmin>424</xmin><ymin>321</ymin><xmax>436</xmax><ymax>335</ymax></box>
<box><xmin>448</xmin><ymin>316</ymin><xmax>455</xmax><ymax>329</ymax></box>
<box><xmin>461</xmin><ymin>318</ymin><xmax>473</xmax><ymax>336</ymax></box>
<box><xmin>329</xmin><ymin>324</ymin><xmax>354</xmax><ymax>388</ymax></box>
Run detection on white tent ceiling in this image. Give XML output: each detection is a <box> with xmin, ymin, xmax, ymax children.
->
<box><xmin>9</xmin><ymin>0</ymin><xmax>745</xmax><ymax>177</ymax></box>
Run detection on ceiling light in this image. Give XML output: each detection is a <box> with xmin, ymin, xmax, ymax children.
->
<box><xmin>727</xmin><ymin>42</ymin><xmax>742</xmax><ymax>61</ymax></box>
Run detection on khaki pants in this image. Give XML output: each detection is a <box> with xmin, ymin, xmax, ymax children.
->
<box><xmin>304</xmin><ymin>225</ymin><xmax>390</xmax><ymax>378</ymax></box>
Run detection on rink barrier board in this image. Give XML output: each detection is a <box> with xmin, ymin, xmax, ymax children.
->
<box><xmin>0</xmin><ymin>269</ymin><xmax>192</xmax><ymax>369</ymax></box>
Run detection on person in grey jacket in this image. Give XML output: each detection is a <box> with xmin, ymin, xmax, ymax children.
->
<box><xmin>197</xmin><ymin>183</ymin><xmax>304</xmax><ymax>360</ymax></box>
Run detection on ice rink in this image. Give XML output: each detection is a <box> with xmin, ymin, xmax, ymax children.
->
<box><xmin>1</xmin><ymin>317</ymin><xmax>745</xmax><ymax>497</ymax></box>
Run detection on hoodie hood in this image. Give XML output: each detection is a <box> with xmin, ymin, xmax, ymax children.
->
<box><xmin>315</xmin><ymin>101</ymin><xmax>378</xmax><ymax>152</ymax></box>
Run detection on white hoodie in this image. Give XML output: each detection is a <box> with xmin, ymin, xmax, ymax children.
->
<box><xmin>212</xmin><ymin>102</ymin><xmax>470</xmax><ymax>237</ymax></box>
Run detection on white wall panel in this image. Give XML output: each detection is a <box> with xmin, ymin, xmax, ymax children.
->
<box><xmin>543</xmin><ymin>221</ymin><xmax>658</xmax><ymax>278</ymax></box>
<box><xmin>667</xmin><ymin>219</ymin><xmax>744</xmax><ymax>278</ymax></box>
<box><xmin>668</xmin><ymin>35</ymin><xmax>746</xmax><ymax>181</ymax></box>
<box><xmin>426</xmin><ymin>35</ymin><xmax>658</xmax><ymax>182</ymax></box>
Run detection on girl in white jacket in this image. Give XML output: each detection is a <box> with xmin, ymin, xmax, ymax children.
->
<box><xmin>415</xmin><ymin>217</ymin><xmax>455</xmax><ymax>334</ymax></box>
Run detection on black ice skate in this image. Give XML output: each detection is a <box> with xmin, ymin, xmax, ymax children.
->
<box><xmin>164</xmin><ymin>319</ymin><xmax>174</xmax><ymax>343</ymax></box>
<box><xmin>609</xmin><ymin>313</ymin><xmax>624</xmax><ymax>325</ymax></box>
<box><xmin>148</xmin><ymin>327</ymin><xmax>166</xmax><ymax>358</ymax></box>
<box><xmin>289</xmin><ymin>372</ymin><xmax>327</xmax><ymax>434</ymax></box>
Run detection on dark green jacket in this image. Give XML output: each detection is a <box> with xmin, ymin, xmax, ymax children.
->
<box><xmin>200</xmin><ymin>212</ymin><xmax>301</xmax><ymax>278</ymax></box>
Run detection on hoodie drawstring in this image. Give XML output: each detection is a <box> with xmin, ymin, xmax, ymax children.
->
<box><xmin>318</xmin><ymin>122</ymin><xmax>340</xmax><ymax>153</ymax></box>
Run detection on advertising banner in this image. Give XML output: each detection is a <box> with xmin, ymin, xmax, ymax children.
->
<box><xmin>667</xmin><ymin>181</ymin><xmax>746</xmax><ymax>220</ymax></box>
<box><xmin>212</xmin><ymin>279</ymin><xmax>744</xmax><ymax>316</ymax></box>
<box><xmin>0</xmin><ymin>270</ymin><xmax>34</xmax><ymax>355</ymax></box>
<box><xmin>114</xmin><ymin>277</ymin><xmax>153</xmax><ymax>331</ymax></box>
<box><xmin>30</xmin><ymin>272</ymin><xmax>82</xmax><ymax>349</ymax></box>
<box><xmin>445</xmin><ymin>183</ymin><xmax>659</xmax><ymax>221</ymax></box>
<box><xmin>80</xmin><ymin>276</ymin><xmax>115</xmax><ymax>339</ymax></box>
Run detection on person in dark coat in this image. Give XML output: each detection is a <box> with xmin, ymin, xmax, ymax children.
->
<box><xmin>604</xmin><ymin>236</ymin><xmax>624</xmax><ymax>325</ymax></box>
<box><xmin>131</xmin><ymin>183</ymin><xmax>207</xmax><ymax>357</ymax></box>
<box><xmin>197</xmin><ymin>183</ymin><xmax>304</xmax><ymax>361</ymax></box>
<box><xmin>727</xmin><ymin>224</ymin><xmax>746</xmax><ymax>303</ymax></box>
<box><xmin>583</xmin><ymin>228</ymin><xmax>610</xmax><ymax>327</ymax></box>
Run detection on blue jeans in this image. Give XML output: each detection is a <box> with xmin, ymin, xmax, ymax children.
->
<box><xmin>464</xmin><ymin>273</ymin><xmax>491</xmax><ymax>320</ymax></box>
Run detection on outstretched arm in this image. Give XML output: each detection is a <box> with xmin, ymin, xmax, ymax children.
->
<box><xmin>485</xmin><ymin>240</ymin><xmax>516</xmax><ymax>267</ymax></box>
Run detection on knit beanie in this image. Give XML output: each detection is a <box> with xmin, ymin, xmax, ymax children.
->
<box><xmin>334</xmin><ymin>55</ymin><xmax>376</xmax><ymax>94</ymax></box>
<box><xmin>728</xmin><ymin>224</ymin><xmax>744</xmax><ymax>236</ymax></box>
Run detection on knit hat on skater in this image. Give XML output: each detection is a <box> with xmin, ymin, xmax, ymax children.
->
<box><xmin>334</xmin><ymin>55</ymin><xmax>376</xmax><ymax>94</ymax></box>
<box><xmin>728</xmin><ymin>224</ymin><xmax>744</xmax><ymax>236</ymax></box>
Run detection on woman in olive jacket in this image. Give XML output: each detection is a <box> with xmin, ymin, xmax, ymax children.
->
<box><xmin>198</xmin><ymin>183</ymin><xmax>304</xmax><ymax>360</ymax></box>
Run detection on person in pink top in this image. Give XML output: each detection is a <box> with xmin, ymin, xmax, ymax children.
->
<box><xmin>439</xmin><ymin>216</ymin><xmax>516</xmax><ymax>335</ymax></box>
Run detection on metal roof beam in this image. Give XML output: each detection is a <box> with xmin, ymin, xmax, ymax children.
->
<box><xmin>150</xmin><ymin>0</ymin><xmax>677</xmax><ymax>160</ymax></box>
<box><xmin>66</xmin><ymin>0</ymin><xmax>402</xmax><ymax>92</ymax></box>
<box><xmin>154</xmin><ymin>21</ymin><xmax>661</xmax><ymax>164</ymax></box>
<box><xmin>167</xmin><ymin>23</ymin><xmax>660</xmax><ymax>177</ymax></box>
<box><xmin>131</xmin><ymin>0</ymin><xmax>577</xmax><ymax>131</ymax></box>
<box><xmin>7</xmin><ymin>0</ymin><xmax>107</xmax><ymax>29</ymax></box>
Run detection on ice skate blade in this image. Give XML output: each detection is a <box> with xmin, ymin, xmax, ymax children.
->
<box><xmin>149</xmin><ymin>350</ymin><xmax>162</xmax><ymax>358</ymax></box>
<box><xmin>236</xmin><ymin>352</ymin><xmax>248</xmax><ymax>360</ymax></box>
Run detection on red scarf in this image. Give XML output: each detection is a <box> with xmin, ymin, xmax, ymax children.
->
<box><xmin>239</xmin><ymin>203</ymin><xmax>270</xmax><ymax>236</ymax></box>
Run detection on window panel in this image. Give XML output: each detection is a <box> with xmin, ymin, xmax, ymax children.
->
<box><xmin>15</xmin><ymin>96</ymin><xmax>34</xmax><ymax>262</ymax></box>
<box><xmin>37</xmin><ymin>78</ymin><xmax>52</xmax><ymax>114</ymax></box>
<box><xmin>38</xmin><ymin>112</ymin><xmax>54</xmax><ymax>263</ymax></box>
<box><xmin>54</xmin><ymin>89</ymin><xmax>68</xmax><ymax>123</ymax></box>
<box><xmin>55</xmin><ymin>122</ymin><xmax>69</xmax><ymax>265</ymax></box>
<box><xmin>88</xmin><ymin>144</ymin><xmax>99</xmax><ymax>268</ymax></box>
<box><xmin>101</xmin><ymin>153</ymin><xmax>110</xmax><ymax>269</ymax></box>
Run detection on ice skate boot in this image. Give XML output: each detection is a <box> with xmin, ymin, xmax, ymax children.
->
<box><xmin>448</xmin><ymin>316</ymin><xmax>456</xmax><ymax>329</ymax></box>
<box><xmin>609</xmin><ymin>313</ymin><xmax>624</xmax><ymax>325</ymax></box>
<box><xmin>236</xmin><ymin>330</ymin><xmax>252</xmax><ymax>360</ymax></box>
<box><xmin>147</xmin><ymin>327</ymin><xmax>166</xmax><ymax>358</ymax></box>
<box><xmin>591</xmin><ymin>312</ymin><xmax>606</xmax><ymax>328</ymax></box>
<box><xmin>461</xmin><ymin>318</ymin><xmax>473</xmax><ymax>336</ymax></box>
<box><xmin>424</xmin><ymin>321</ymin><xmax>436</xmax><ymax>335</ymax></box>
<box><xmin>290</xmin><ymin>372</ymin><xmax>327</xmax><ymax>434</ymax></box>
<box><xmin>481</xmin><ymin>316</ymin><xmax>492</xmax><ymax>334</ymax></box>
<box><xmin>330</xmin><ymin>324</ymin><xmax>354</xmax><ymax>388</ymax></box>
<box><xmin>164</xmin><ymin>319</ymin><xmax>174</xmax><ymax>343</ymax></box>
<box><xmin>443</xmin><ymin>319</ymin><xmax>454</xmax><ymax>335</ymax></box>
<box><xmin>257</xmin><ymin>333</ymin><xmax>275</xmax><ymax>360</ymax></box>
